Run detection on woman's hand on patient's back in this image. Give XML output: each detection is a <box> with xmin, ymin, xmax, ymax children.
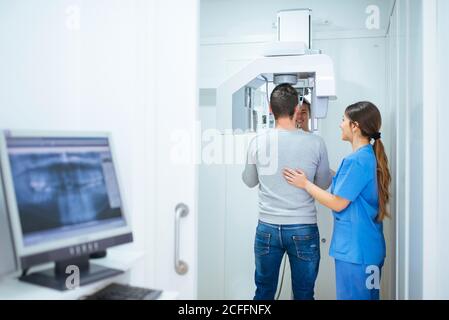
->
<box><xmin>283</xmin><ymin>168</ymin><xmax>309</xmax><ymax>189</ymax></box>
<box><xmin>284</xmin><ymin>167</ymin><xmax>350</xmax><ymax>212</ymax></box>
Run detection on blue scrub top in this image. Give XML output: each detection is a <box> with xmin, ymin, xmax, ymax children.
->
<box><xmin>329</xmin><ymin>144</ymin><xmax>386</xmax><ymax>265</ymax></box>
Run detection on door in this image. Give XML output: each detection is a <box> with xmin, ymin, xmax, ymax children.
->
<box><xmin>150</xmin><ymin>0</ymin><xmax>199</xmax><ymax>299</ymax></box>
<box><xmin>0</xmin><ymin>0</ymin><xmax>198</xmax><ymax>299</ymax></box>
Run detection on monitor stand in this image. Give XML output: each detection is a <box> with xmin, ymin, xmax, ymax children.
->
<box><xmin>19</xmin><ymin>254</ymin><xmax>124</xmax><ymax>291</ymax></box>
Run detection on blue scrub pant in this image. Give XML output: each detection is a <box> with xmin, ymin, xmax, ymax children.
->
<box><xmin>335</xmin><ymin>259</ymin><xmax>383</xmax><ymax>300</ymax></box>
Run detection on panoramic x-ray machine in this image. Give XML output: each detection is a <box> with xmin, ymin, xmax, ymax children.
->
<box><xmin>217</xmin><ymin>9</ymin><xmax>337</xmax><ymax>133</ymax></box>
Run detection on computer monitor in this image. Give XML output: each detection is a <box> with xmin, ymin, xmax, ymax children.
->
<box><xmin>0</xmin><ymin>130</ymin><xmax>133</xmax><ymax>290</ymax></box>
<box><xmin>0</xmin><ymin>166</ymin><xmax>18</xmax><ymax>279</ymax></box>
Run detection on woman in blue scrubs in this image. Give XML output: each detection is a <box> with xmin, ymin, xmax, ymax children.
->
<box><xmin>283</xmin><ymin>101</ymin><xmax>391</xmax><ymax>300</ymax></box>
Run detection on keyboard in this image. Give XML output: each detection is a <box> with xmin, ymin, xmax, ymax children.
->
<box><xmin>83</xmin><ymin>283</ymin><xmax>162</xmax><ymax>300</ymax></box>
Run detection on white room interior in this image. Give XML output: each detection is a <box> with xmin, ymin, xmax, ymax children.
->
<box><xmin>0</xmin><ymin>0</ymin><xmax>448</xmax><ymax>300</ymax></box>
<box><xmin>198</xmin><ymin>0</ymin><xmax>449</xmax><ymax>300</ymax></box>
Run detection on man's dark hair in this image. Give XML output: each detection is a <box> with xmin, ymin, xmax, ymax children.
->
<box><xmin>270</xmin><ymin>84</ymin><xmax>299</xmax><ymax>120</ymax></box>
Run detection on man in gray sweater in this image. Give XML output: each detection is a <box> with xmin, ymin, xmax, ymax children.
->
<box><xmin>243</xmin><ymin>83</ymin><xmax>332</xmax><ymax>300</ymax></box>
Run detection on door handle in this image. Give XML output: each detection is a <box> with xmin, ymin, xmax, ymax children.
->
<box><xmin>174</xmin><ymin>203</ymin><xmax>189</xmax><ymax>275</ymax></box>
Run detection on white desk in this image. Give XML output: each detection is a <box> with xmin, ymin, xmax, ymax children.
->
<box><xmin>0</xmin><ymin>248</ymin><xmax>178</xmax><ymax>300</ymax></box>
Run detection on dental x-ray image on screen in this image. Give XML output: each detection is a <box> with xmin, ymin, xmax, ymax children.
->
<box><xmin>6</xmin><ymin>137</ymin><xmax>127</xmax><ymax>247</ymax></box>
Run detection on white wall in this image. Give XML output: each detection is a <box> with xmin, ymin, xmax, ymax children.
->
<box><xmin>387</xmin><ymin>0</ymin><xmax>426</xmax><ymax>300</ymax></box>
<box><xmin>201</xmin><ymin>0</ymin><xmax>394</xmax><ymax>43</ymax></box>
<box><xmin>387</xmin><ymin>0</ymin><xmax>449</xmax><ymax>300</ymax></box>
<box><xmin>0</xmin><ymin>0</ymin><xmax>155</xmax><ymax>286</ymax></box>
<box><xmin>421</xmin><ymin>0</ymin><xmax>449</xmax><ymax>300</ymax></box>
<box><xmin>436</xmin><ymin>0</ymin><xmax>449</xmax><ymax>299</ymax></box>
<box><xmin>407</xmin><ymin>0</ymin><xmax>424</xmax><ymax>300</ymax></box>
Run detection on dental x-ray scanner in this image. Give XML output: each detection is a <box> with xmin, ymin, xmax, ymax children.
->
<box><xmin>217</xmin><ymin>9</ymin><xmax>337</xmax><ymax>132</ymax></box>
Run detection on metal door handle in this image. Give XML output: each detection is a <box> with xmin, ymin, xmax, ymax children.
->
<box><xmin>174</xmin><ymin>203</ymin><xmax>189</xmax><ymax>275</ymax></box>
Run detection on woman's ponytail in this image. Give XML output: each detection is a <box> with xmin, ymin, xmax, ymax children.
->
<box><xmin>373</xmin><ymin>138</ymin><xmax>391</xmax><ymax>221</ymax></box>
<box><xmin>345</xmin><ymin>101</ymin><xmax>392</xmax><ymax>222</ymax></box>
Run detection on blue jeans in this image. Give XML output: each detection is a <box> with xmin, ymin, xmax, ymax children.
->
<box><xmin>253</xmin><ymin>221</ymin><xmax>320</xmax><ymax>300</ymax></box>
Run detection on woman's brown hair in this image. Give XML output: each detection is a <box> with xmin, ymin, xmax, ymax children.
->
<box><xmin>345</xmin><ymin>102</ymin><xmax>391</xmax><ymax>222</ymax></box>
